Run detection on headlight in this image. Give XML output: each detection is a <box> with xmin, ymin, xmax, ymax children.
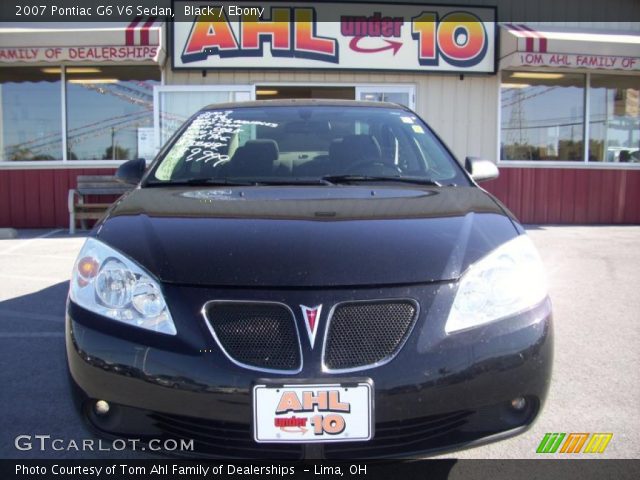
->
<box><xmin>69</xmin><ymin>238</ymin><xmax>176</xmax><ymax>335</ymax></box>
<box><xmin>445</xmin><ymin>235</ymin><xmax>547</xmax><ymax>334</ymax></box>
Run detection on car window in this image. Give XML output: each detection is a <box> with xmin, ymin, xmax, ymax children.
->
<box><xmin>151</xmin><ymin>106</ymin><xmax>468</xmax><ymax>185</ymax></box>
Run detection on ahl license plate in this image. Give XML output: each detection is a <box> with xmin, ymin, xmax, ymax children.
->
<box><xmin>253</xmin><ymin>382</ymin><xmax>373</xmax><ymax>443</ymax></box>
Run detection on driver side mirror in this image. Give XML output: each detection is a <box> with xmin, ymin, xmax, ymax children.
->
<box><xmin>116</xmin><ymin>158</ymin><xmax>146</xmax><ymax>185</ymax></box>
<box><xmin>465</xmin><ymin>157</ymin><xmax>499</xmax><ymax>183</ymax></box>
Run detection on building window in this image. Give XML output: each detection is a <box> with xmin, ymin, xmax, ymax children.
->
<box><xmin>589</xmin><ymin>74</ymin><xmax>639</xmax><ymax>163</ymax></box>
<box><xmin>501</xmin><ymin>71</ymin><xmax>585</xmax><ymax>161</ymax></box>
<box><xmin>66</xmin><ymin>66</ymin><xmax>159</xmax><ymax>160</ymax></box>
<box><xmin>0</xmin><ymin>67</ymin><xmax>62</xmax><ymax>161</ymax></box>
<box><xmin>501</xmin><ymin>71</ymin><xmax>640</xmax><ymax>164</ymax></box>
<box><xmin>0</xmin><ymin>66</ymin><xmax>160</xmax><ymax>162</ymax></box>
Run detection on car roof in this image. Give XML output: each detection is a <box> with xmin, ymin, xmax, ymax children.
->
<box><xmin>202</xmin><ymin>98</ymin><xmax>406</xmax><ymax>111</ymax></box>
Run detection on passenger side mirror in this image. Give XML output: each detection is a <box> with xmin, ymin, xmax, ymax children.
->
<box><xmin>116</xmin><ymin>158</ymin><xmax>146</xmax><ymax>185</ymax></box>
<box><xmin>465</xmin><ymin>157</ymin><xmax>499</xmax><ymax>183</ymax></box>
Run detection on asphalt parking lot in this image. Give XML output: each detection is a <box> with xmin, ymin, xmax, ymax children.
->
<box><xmin>0</xmin><ymin>226</ymin><xmax>638</xmax><ymax>459</ymax></box>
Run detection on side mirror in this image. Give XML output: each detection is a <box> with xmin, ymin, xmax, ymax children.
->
<box><xmin>465</xmin><ymin>157</ymin><xmax>499</xmax><ymax>183</ymax></box>
<box><xmin>116</xmin><ymin>158</ymin><xmax>146</xmax><ymax>185</ymax></box>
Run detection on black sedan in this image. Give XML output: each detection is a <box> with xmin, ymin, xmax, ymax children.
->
<box><xmin>66</xmin><ymin>99</ymin><xmax>552</xmax><ymax>459</ymax></box>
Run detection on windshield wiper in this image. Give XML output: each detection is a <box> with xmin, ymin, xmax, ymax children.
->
<box><xmin>147</xmin><ymin>177</ymin><xmax>335</xmax><ymax>187</ymax></box>
<box><xmin>145</xmin><ymin>178</ymin><xmax>259</xmax><ymax>187</ymax></box>
<box><xmin>321</xmin><ymin>174</ymin><xmax>442</xmax><ymax>187</ymax></box>
<box><xmin>148</xmin><ymin>176</ymin><xmax>440</xmax><ymax>188</ymax></box>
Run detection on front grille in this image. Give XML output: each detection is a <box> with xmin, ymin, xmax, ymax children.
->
<box><xmin>150</xmin><ymin>412</ymin><xmax>303</xmax><ymax>459</ymax></box>
<box><xmin>204</xmin><ymin>302</ymin><xmax>301</xmax><ymax>372</ymax></box>
<box><xmin>151</xmin><ymin>410</ymin><xmax>471</xmax><ymax>459</ymax></box>
<box><xmin>324</xmin><ymin>410</ymin><xmax>473</xmax><ymax>458</ymax></box>
<box><xmin>323</xmin><ymin>300</ymin><xmax>418</xmax><ymax>371</ymax></box>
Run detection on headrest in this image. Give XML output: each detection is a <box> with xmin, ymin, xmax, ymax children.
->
<box><xmin>330</xmin><ymin>135</ymin><xmax>381</xmax><ymax>163</ymax></box>
<box><xmin>241</xmin><ymin>139</ymin><xmax>279</xmax><ymax>162</ymax></box>
<box><xmin>226</xmin><ymin>139</ymin><xmax>280</xmax><ymax>177</ymax></box>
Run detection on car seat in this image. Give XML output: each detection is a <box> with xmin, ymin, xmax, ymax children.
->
<box><xmin>329</xmin><ymin>134</ymin><xmax>382</xmax><ymax>171</ymax></box>
<box><xmin>221</xmin><ymin>139</ymin><xmax>280</xmax><ymax>177</ymax></box>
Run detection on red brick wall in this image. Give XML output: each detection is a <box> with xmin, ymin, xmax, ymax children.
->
<box><xmin>483</xmin><ymin>167</ymin><xmax>640</xmax><ymax>224</ymax></box>
<box><xmin>0</xmin><ymin>168</ymin><xmax>116</xmax><ymax>228</ymax></box>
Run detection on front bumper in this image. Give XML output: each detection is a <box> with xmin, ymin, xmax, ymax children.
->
<box><xmin>66</xmin><ymin>283</ymin><xmax>553</xmax><ymax>459</ymax></box>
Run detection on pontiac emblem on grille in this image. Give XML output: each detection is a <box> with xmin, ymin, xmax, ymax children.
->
<box><xmin>300</xmin><ymin>305</ymin><xmax>322</xmax><ymax>348</ymax></box>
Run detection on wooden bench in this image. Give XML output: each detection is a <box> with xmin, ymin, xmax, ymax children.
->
<box><xmin>68</xmin><ymin>175</ymin><xmax>132</xmax><ymax>234</ymax></box>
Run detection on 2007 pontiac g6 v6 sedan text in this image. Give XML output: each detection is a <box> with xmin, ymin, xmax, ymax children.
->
<box><xmin>66</xmin><ymin>99</ymin><xmax>553</xmax><ymax>459</ymax></box>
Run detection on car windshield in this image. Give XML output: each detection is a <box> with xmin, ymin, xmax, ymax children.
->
<box><xmin>148</xmin><ymin>105</ymin><xmax>469</xmax><ymax>186</ymax></box>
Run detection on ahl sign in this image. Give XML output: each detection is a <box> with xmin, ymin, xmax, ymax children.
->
<box><xmin>172</xmin><ymin>2</ymin><xmax>496</xmax><ymax>73</ymax></box>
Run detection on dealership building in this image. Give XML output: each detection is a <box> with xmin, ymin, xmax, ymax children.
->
<box><xmin>1</xmin><ymin>1</ymin><xmax>639</xmax><ymax>228</ymax></box>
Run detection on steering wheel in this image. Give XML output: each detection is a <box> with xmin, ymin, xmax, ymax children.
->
<box><xmin>344</xmin><ymin>160</ymin><xmax>403</xmax><ymax>176</ymax></box>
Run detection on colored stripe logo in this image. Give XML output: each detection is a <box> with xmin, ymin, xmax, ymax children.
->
<box><xmin>584</xmin><ymin>433</ymin><xmax>614</xmax><ymax>453</ymax></box>
<box><xmin>560</xmin><ymin>433</ymin><xmax>589</xmax><ymax>453</ymax></box>
<box><xmin>537</xmin><ymin>433</ymin><xmax>565</xmax><ymax>453</ymax></box>
<box><xmin>537</xmin><ymin>433</ymin><xmax>613</xmax><ymax>454</ymax></box>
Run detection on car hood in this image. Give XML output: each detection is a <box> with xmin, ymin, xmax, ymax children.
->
<box><xmin>95</xmin><ymin>186</ymin><xmax>518</xmax><ymax>287</ymax></box>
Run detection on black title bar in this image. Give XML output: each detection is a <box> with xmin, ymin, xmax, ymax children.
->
<box><xmin>2</xmin><ymin>460</ymin><xmax>640</xmax><ymax>480</ymax></box>
<box><xmin>1</xmin><ymin>0</ymin><xmax>639</xmax><ymax>22</ymax></box>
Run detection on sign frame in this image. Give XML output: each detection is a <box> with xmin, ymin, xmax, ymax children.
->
<box><xmin>170</xmin><ymin>1</ymin><xmax>498</xmax><ymax>75</ymax></box>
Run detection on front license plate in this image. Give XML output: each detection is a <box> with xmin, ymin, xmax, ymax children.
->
<box><xmin>253</xmin><ymin>382</ymin><xmax>373</xmax><ymax>443</ymax></box>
